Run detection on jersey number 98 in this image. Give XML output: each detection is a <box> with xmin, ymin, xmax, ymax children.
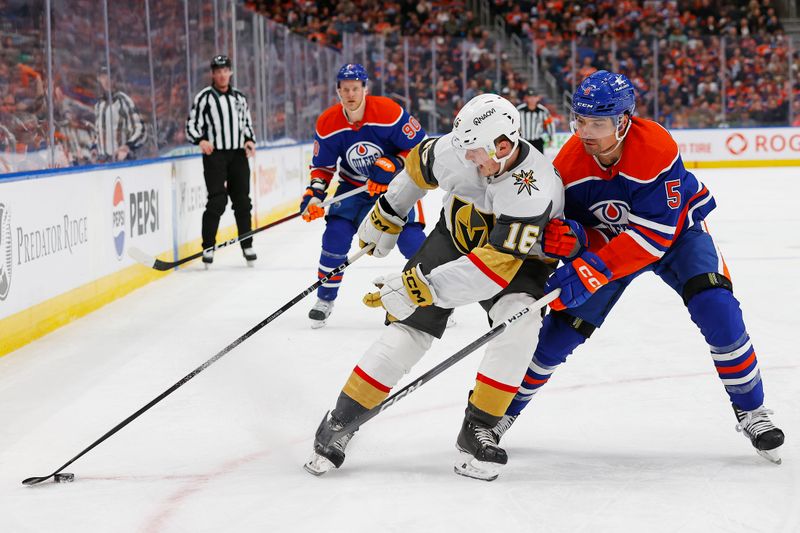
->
<box><xmin>402</xmin><ymin>116</ymin><xmax>422</xmax><ymax>139</ymax></box>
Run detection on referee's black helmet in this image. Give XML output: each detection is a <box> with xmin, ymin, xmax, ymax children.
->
<box><xmin>210</xmin><ymin>55</ymin><xmax>232</xmax><ymax>70</ymax></box>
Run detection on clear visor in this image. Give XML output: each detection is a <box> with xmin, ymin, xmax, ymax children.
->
<box><xmin>451</xmin><ymin>134</ymin><xmax>497</xmax><ymax>167</ymax></box>
<box><xmin>569</xmin><ymin>113</ymin><xmax>620</xmax><ymax>140</ymax></box>
<box><xmin>453</xmin><ymin>146</ymin><xmax>496</xmax><ymax>168</ymax></box>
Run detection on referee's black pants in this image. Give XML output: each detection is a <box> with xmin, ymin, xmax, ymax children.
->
<box><xmin>530</xmin><ymin>138</ymin><xmax>545</xmax><ymax>154</ymax></box>
<box><xmin>201</xmin><ymin>148</ymin><xmax>253</xmax><ymax>250</ymax></box>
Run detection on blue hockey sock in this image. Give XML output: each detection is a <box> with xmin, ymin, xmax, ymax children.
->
<box><xmin>317</xmin><ymin>216</ymin><xmax>356</xmax><ymax>302</ymax></box>
<box><xmin>687</xmin><ymin>288</ymin><xmax>764</xmax><ymax>411</ymax></box>
<box><xmin>505</xmin><ymin>313</ymin><xmax>589</xmax><ymax>416</ymax></box>
<box><xmin>397</xmin><ymin>222</ymin><xmax>426</xmax><ymax>259</ymax></box>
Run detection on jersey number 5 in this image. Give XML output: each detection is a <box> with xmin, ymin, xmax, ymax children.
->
<box><xmin>665</xmin><ymin>179</ymin><xmax>681</xmax><ymax>209</ymax></box>
<box><xmin>502</xmin><ymin>222</ymin><xmax>540</xmax><ymax>255</ymax></box>
<box><xmin>402</xmin><ymin>116</ymin><xmax>422</xmax><ymax>140</ymax></box>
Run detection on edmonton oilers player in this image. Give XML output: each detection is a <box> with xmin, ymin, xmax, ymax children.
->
<box><xmin>494</xmin><ymin>71</ymin><xmax>785</xmax><ymax>463</ymax></box>
<box><xmin>300</xmin><ymin>64</ymin><xmax>427</xmax><ymax>328</ymax></box>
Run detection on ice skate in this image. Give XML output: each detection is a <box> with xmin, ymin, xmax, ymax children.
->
<box><xmin>303</xmin><ymin>412</ymin><xmax>355</xmax><ymax>476</ymax></box>
<box><xmin>445</xmin><ymin>312</ymin><xmax>457</xmax><ymax>329</ymax></box>
<box><xmin>733</xmin><ymin>405</ymin><xmax>784</xmax><ymax>464</ymax></box>
<box><xmin>242</xmin><ymin>247</ymin><xmax>257</xmax><ymax>267</ymax></box>
<box><xmin>454</xmin><ymin>418</ymin><xmax>508</xmax><ymax>481</ymax></box>
<box><xmin>308</xmin><ymin>298</ymin><xmax>334</xmax><ymax>329</ymax></box>
<box><xmin>491</xmin><ymin>414</ymin><xmax>518</xmax><ymax>443</ymax></box>
<box><xmin>202</xmin><ymin>249</ymin><xmax>214</xmax><ymax>269</ymax></box>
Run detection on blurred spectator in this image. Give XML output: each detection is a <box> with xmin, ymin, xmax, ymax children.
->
<box><xmin>93</xmin><ymin>66</ymin><xmax>147</xmax><ymax>162</ymax></box>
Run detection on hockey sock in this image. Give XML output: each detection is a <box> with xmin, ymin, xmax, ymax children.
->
<box><xmin>317</xmin><ymin>216</ymin><xmax>356</xmax><ymax>301</ymax></box>
<box><xmin>505</xmin><ymin>313</ymin><xmax>589</xmax><ymax>416</ymax></box>
<box><xmin>687</xmin><ymin>288</ymin><xmax>764</xmax><ymax>411</ymax></box>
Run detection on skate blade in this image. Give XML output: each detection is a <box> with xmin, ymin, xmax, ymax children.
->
<box><xmin>204</xmin><ymin>263</ymin><xmax>211</xmax><ymax>270</ymax></box>
<box><xmin>246</xmin><ymin>260</ymin><xmax>256</xmax><ymax>268</ymax></box>
<box><xmin>310</xmin><ymin>319</ymin><xmax>327</xmax><ymax>329</ymax></box>
<box><xmin>303</xmin><ymin>452</ymin><xmax>336</xmax><ymax>476</ymax></box>
<box><xmin>757</xmin><ymin>448</ymin><xmax>782</xmax><ymax>465</ymax></box>
<box><xmin>453</xmin><ymin>451</ymin><xmax>502</xmax><ymax>481</ymax></box>
<box><xmin>445</xmin><ymin>315</ymin><xmax>456</xmax><ymax>329</ymax></box>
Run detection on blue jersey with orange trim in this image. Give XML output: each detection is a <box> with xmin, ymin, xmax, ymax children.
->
<box><xmin>553</xmin><ymin>118</ymin><xmax>716</xmax><ymax>280</ymax></box>
<box><xmin>310</xmin><ymin>95</ymin><xmax>425</xmax><ymax>188</ymax></box>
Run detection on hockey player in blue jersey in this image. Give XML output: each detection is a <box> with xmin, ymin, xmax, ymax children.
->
<box><xmin>494</xmin><ymin>70</ymin><xmax>784</xmax><ymax>464</ymax></box>
<box><xmin>299</xmin><ymin>64</ymin><xmax>427</xmax><ymax>328</ymax></box>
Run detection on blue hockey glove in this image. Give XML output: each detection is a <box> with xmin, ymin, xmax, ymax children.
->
<box><xmin>366</xmin><ymin>154</ymin><xmax>404</xmax><ymax>196</ymax></box>
<box><xmin>542</xmin><ymin>218</ymin><xmax>588</xmax><ymax>260</ymax></box>
<box><xmin>545</xmin><ymin>251</ymin><xmax>611</xmax><ymax>311</ymax></box>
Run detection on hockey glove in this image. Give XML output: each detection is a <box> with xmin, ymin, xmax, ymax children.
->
<box><xmin>545</xmin><ymin>251</ymin><xmax>611</xmax><ymax>311</ymax></box>
<box><xmin>300</xmin><ymin>179</ymin><xmax>328</xmax><ymax>221</ymax></box>
<box><xmin>357</xmin><ymin>195</ymin><xmax>406</xmax><ymax>258</ymax></box>
<box><xmin>541</xmin><ymin>218</ymin><xmax>588</xmax><ymax>260</ymax></box>
<box><xmin>366</xmin><ymin>154</ymin><xmax>404</xmax><ymax>196</ymax></box>
<box><xmin>363</xmin><ymin>264</ymin><xmax>437</xmax><ymax>321</ymax></box>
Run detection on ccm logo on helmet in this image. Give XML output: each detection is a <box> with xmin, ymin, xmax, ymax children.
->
<box><xmin>473</xmin><ymin>108</ymin><xmax>496</xmax><ymax>126</ymax></box>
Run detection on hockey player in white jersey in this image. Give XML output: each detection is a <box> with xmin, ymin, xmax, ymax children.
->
<box><xmin>304</xmin><ymin>94</ymin><xmax>565</xmax><ymax>481</ymax></box>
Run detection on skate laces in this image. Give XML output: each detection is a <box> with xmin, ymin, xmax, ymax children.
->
<box><xmin>493</xmin><ymin>415</ymin><xmax>517</xmax><ymax>437</ymax></box>
<box><xmin>735</xmin><ymin>406</ymin><xmax>776</xmax><ymax>436</ymax></box>
<box><xmin>475</xmin><ymin>424</ymin><xmax>498</xmax><ymax>447</ymax></box>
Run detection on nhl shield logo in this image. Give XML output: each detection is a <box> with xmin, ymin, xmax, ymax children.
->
<box><xmin>346</xmin><ymin>142</ymin><xmax>383</xmax><ymax>177</ymax></box>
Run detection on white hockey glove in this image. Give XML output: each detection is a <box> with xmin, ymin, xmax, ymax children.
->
<box><xmin>363</xmin><ymin>265</ymin><xmax>438</xmax><ymax>321</ymax></box>
<box><xmin>357</xmin><ymin>196</ymin><xmax>406</xmax><ymax>258</ymax></box>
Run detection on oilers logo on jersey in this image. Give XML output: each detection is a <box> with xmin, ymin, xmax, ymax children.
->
<box><xmin>589</xmin><ymin>199</ymin><xmax>630</xmax><ymax>236</ymax></box>
<box><xmin>345</xmin><ymin>142</ymin><xmax>384</xmax><ymax>177</ymax></box>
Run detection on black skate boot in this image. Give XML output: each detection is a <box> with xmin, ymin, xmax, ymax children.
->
<box><xmin>733</xmin><ymin>404</ymin><xmax>784</xmax><ymax>464</ymax></box>
<box><xmin>242</xmin><ymin>247</ymin><xmax>257</xmax><ymax>267</ymax></box>
<box><xmin>454</xmin><ymin>404</ymin><xmax>508</xmax><ymax>481</ymax></box>
<box><xmin>304</xmin><ymin>412</ymin><xmax>355</xmax><ymax>476</ymax></box>
<box><xmin>491</xmin><ymin>414</ymin><xmax>518</xmax><ymax>443</ymax></box>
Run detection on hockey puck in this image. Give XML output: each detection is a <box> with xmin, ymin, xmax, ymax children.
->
<box><xmin>54</xmin><ymin>473</ymin><xmax>75</xmax><ymax>483</ymax></box>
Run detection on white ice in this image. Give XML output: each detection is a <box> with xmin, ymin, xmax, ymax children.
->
<box><xmin>1</xmin><ymin>167</ymin><xmax>798</xmax><ymax>533</ymax></box>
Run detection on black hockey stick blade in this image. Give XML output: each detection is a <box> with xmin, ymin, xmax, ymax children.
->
<box><xmin>320</xmin><ymin>289</ymin><xmax>561</xmax><ymax>447</ymax></box>
<box><xmin>22</xmin><ymin>244</ymin><xmax>374</xmax><ymax>486</ymax></box>
<box><xmin>128</xmin><ymin>185</ymin><xmax>368</xmax><ymax>271</ymax></box>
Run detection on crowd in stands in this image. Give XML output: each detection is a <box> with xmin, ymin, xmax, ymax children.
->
<box><xmin>490</xmin><ymin>0</ymin><xmax>792</xmax><ymax>128</ymax></box>
<box><xmin>0</xmin><ymin>0</ymin><xmax>796</xmax><ymax>174</ymax></box>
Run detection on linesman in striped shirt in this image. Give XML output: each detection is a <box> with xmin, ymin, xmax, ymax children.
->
<box><xmin>94</xmin><ymin>66</ymin><xmax>147</xmax><ymax>162</ymax></box>
<box><xmin>516</xmin><ymin>88</ymin><xmax>555</xmax><ymax>154</ymax></box>
<box><xmin>185</xmin><ymin>55</ymin><xmax>257</xmax><ymax>266</ymax></box>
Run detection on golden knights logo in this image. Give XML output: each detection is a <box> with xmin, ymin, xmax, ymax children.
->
<box><xmin>449</xmin><ymin>196</ymin><xmax>495</xmax><ymax>254</ymax></box>
<box><xmin>512</xmin><ymin>169</ymin><xmax>538</xmax><ymax>196</ymax></box>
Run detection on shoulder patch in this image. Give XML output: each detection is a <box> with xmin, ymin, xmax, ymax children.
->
<box><xmin>511</xmin><ymin>169</ymin><xmax>539</xmax><ymax>196</ymax></box>
<box><xmin>404</xmin><ymin>137</ymin><xmax>439</xmax><ymax>190</ymax></box>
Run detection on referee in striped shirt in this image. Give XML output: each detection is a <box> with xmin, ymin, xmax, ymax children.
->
<box><xmin>186</xmin><ymin>55</ymin><xmax>257</xmax><ymax>266</ymax></box>
<box><xmin>516</xmin><ymin>88</ymin><xmax>555</xmax><ymax>154</ymax></box>
<box><xmin>95</xmin><ymin>66</ymin><xmax>147</xmax><ymax>161</ymax></box>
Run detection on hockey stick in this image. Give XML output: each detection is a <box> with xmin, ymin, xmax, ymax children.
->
<box><xmin>319</xmin><ymin>289</ymin><xmax>561</xmax><ymax>447</ymax></box>
<box><xmin>22</xmin><ymin>244</ymin><xmax>374</xmax><ymax>486</ymax></box>
<box><xmin>128</xmin><ymin>184</ymin><xmax>368</xmax><ymax>271</ymax></box>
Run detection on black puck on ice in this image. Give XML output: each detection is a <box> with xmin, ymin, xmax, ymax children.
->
<box><xmin>54</xmin><ymin>473</ymin><xmax>75</xmax><ymax>483</ymax></box>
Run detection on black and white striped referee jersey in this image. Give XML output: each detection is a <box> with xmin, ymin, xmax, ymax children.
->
<box><xmin>185</xmin><ymin>86</ymin><xmax>255</xmax><ymax>150</ymax></box>
<box><xmin>516</xmin><ymin>103</ymin><xmax>555</xmax><ymax>142</ymax></box>
<box><xmin>94</xmin><ymin>91</ymin><xmax>146</xmax><ymax>158</ymax></box>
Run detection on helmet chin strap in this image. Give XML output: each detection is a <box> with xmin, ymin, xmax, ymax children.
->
<box><xmin>596</xmin><ymin>116</ymin><xmax>632</xmax><ymax>158</ymax></box>
<box><xmin>491</xmin><ymin>138</ymin><xmax>519</xmax><ymax>176</ymax></box>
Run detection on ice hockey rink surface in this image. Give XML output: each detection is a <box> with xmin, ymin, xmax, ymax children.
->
<box><xmin>1</xmin><ymin>167</ymin><xmax>798</xmax><ymax>532</ymax></box>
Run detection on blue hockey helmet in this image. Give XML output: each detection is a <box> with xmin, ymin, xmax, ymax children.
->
<box><xmin>571</xmin><ymin>70</ymin><xmax>636</xmax><ymax>117</ymax></box>
<box><xmin>337</xmin><ymin>63</ymin><xmax>368</xmax><ymax>87</ymax></box>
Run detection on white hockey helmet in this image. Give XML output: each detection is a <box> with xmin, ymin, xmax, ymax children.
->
<box><xmin>451</xmin><ymin>93</ymin><xmax>520</xmax><ymax>173</ymax></box>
